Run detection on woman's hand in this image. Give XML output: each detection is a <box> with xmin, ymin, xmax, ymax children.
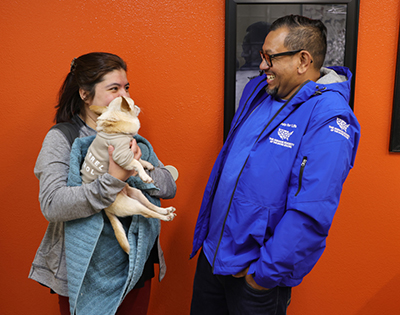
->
<box><xmin>130</xmin><ymin>139</ymin><xmax>142</xmax><ymax>160</ymax></box>
<box><xmin>107</xmin><ymin>140</ymin><xmax>142</xmax><ymax>181</ymax></box>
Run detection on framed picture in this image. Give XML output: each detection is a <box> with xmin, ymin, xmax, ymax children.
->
<box><xmin>389</xmin><ymin>24</ymin><xmax>400</xmax><ymax>152</ymax></box>
<box><xmin>224</xmin><ymin>0</ymin><xmax>360</xmax><ymax>139</ymax></box>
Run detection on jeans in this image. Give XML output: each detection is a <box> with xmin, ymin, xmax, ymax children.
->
<box><xmin>190</xmin><ymin>250</ymin><xmax>291</xmax><ymax>315</ymax></box>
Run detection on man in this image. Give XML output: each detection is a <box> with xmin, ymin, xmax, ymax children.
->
<box><xmin>190</xmin><ymin>15</ymin><xmax>360</xmax><ymax>315</ymax></box>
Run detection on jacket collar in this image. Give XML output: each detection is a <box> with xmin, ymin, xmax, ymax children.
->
<box><xmin>227</xmin><ymin>66</ymin><xmax>352</xmax><ymax>143</ymax></box>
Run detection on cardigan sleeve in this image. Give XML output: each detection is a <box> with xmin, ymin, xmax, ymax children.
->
<box><xmin>146</xmin><ymin>160</ymin><xmax>177</xmax><ymax>199</ymax></box>
<box><xmin>34</xmin><ymin>129</ymin><xmax>127</xmax><ymax>222</ymax></box>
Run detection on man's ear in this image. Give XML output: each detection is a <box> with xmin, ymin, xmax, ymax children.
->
<box><xmin>297</xmin><ymin>51</ymin><xmax>313</xmax><ymax>74</ymax></box>
<box><xmin>89</xmin><ymin>105</ymin><xmax>107</xmax><ymax>115</ymax></box>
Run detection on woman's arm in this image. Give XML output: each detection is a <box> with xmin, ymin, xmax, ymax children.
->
<box><xmin>147</xmin><ymin>160</ymin><xmax>177</xmax><ymax>199</ymax></box>
<box><xmin>35</xmin><ymin>129</ymin><xmax>127</xmax><ymax>222</ymax></box>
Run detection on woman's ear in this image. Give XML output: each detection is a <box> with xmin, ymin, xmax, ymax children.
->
<box><xmin>79</xmin><ymin>88</ymin><xmax>88</xmax><ymax>102</ymax></box>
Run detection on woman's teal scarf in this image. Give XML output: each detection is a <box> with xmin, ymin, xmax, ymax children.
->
<box><xmin>65</xmin><ymin>134</ymin><xmax>161</xmax><ymax>315</ymax></box>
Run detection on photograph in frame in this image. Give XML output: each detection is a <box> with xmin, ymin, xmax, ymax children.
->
<box><xmin>224</xmin><ymin>0</ymin><xmax>360</xmax><ymax>140</ymax></box>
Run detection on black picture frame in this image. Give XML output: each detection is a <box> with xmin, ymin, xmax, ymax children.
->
<box><xmin>224</xmin><ymin>0</ymin><xmax>360</xmax><ymax>140</ymax></box>
<box><xmin>389</xmin><ymin>25</ymin><xmax>400</xmax><ymax>152</ymax></box>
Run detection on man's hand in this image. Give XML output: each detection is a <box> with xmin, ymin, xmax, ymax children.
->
<box><xmin>232</xmin><ymin>267</ymin><xmax>249</xmax><ymax>278</ymax></box>
<box><xmin>232</xmin><ymin>267</ymin><xmax>269</xmax><ymax>291</ymax></box>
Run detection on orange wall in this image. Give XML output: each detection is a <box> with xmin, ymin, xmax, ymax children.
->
<box><xmin>1</xmin><ymin>0</ymin><xmax>399</xmax><ymax>314</ymax></box>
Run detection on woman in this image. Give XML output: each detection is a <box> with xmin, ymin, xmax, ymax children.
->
<box><xmin>29</xmin><ymin>52</ymin><xmax>176</xmax><ymax>314</ymax></box>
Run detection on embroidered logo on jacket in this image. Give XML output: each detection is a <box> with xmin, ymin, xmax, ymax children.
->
<box><xmin>336</xmin><ymin>118</ymin><xmax>350</xmax><ymax>132</ymax></box>
<box><xmin>269</xmin><ymin>128</ymin><xmax>295</xmax><ymax>148</ymax></box>
<box><xmin>278</xmin><ymin>128</ymin><xmax>293</xmax><ymax>141</ymax></box>
<box><xmin>329</xmin><ymin>117</ymin><xmax>350</xmax><ymax>139</ymax></box>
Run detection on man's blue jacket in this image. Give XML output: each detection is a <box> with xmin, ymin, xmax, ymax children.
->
<box><xmin>191</xmin><ymin>67</ymin><xmax>360</xmax><ymax>289</ymax></box>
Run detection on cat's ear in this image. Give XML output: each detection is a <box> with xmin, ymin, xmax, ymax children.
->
<box><xmin>121</xmin><ymin>96</ymin><xmax>130</xmax><ymax>112</ymax></box>
<box><xmin>133</xmin><ymin>105</ymin><xmax>141</xmax><ymax>116</ymax></box>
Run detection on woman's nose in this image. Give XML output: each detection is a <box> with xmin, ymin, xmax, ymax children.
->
<box><xmin>119</xmin><ymin>89</ymin><xmax>129</xmax><ymax>97</ymax></box>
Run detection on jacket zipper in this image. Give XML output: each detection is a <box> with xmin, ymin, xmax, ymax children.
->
<box><xmin>295</xmin><ymin>157</ymin><xmax>308</xmax><ymax>196</ymax></box>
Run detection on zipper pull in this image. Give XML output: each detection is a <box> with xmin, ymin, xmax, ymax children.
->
<box><xmin>295</xmin><ymin>157</ymin><xmax>308</xmax><ymax>196</ymax></box>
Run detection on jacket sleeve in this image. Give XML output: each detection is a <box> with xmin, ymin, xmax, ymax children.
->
<box><xmin>34</xmin><ymin>129</ymin><xmax>127</xmax><ymax>223</ymax></box>
<box><xmin>249</xmin><ymin>95</ymin><xmax>360</xmax><ymax>288</ymax></box>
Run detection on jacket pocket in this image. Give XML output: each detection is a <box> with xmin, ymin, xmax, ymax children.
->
<box><xmin>226</xmin><ymin>195</ymin><xmax>271</xmax><ymax>247</ymax></box>
<box><xmin>230</xmin><ymin>193</ymin><xmax>286</xmax><ymax>246</ymax></box>
<box><xmin>295</xmin><ymin>156</ymin><xmax>307</xmax><ymax>196</ymax></box>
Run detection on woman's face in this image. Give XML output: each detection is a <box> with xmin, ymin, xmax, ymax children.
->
<box><xmin>82</xmin><ymin>68</ymin><xmax>130</xmax><ymax>127</ymax></box>
<box><xmin>88</xmin><ymin>69</ymin><xmax>130</xmax><ymax>108</ymax></box>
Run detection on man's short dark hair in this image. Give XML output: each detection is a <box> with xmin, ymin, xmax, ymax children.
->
<box><xmin>270</xmin><ymin>15</ymin><xmax>327</xmax><ymax>69</ymax></box>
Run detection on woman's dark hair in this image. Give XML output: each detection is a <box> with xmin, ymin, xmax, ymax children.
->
<box><xmin>55</xmin><ymin>52</ymin><xmax>127</xmax><ymax>123</ymax></box>
<box><xmin>270</xmin><ymin>15</ymin><xmax>327</xmax><ymax>69</ymax></box>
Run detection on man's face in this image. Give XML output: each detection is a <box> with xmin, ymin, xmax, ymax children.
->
<box><xmin>260</xmin><ymin>27</ymin><xmax>302</xmax><ymax>100</ymax></box>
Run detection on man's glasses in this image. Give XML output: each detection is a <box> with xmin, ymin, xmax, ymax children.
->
<box><xmin>259</xmin><ymin>49</ymin><xmax>304</xmax><ymax>67</ymax></box>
